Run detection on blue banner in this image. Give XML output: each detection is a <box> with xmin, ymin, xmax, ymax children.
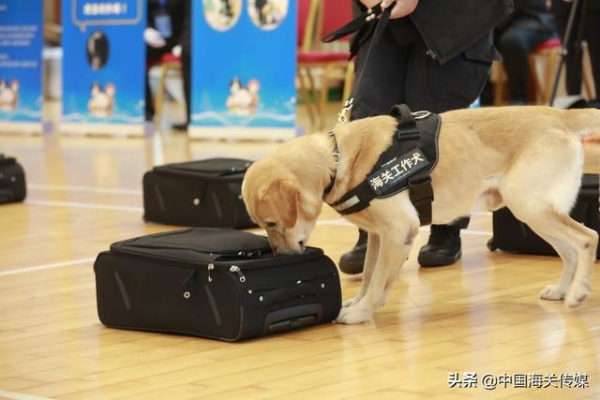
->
<box><xmin>190</xmin><ymin>0</ymin><xmax>297</xmax><ymax>140</ymax></box>
<box><xmin>0</xmin><ymin>0</ymin><xmax>43</xmax><ymax>127</ymax></box>
<box><xmin>61</xmin><ymin>0</ymin><xmax>145</xmax><ymax>131</ymax></box>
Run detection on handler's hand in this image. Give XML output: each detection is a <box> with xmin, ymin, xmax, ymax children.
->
<box><xmin>382</xmin><ymin>0</ymin><xmax>419</xmax><ymax>18</ymax></box>
<box><xmin>360</xmin><ymin>0</ymin><xmax>419</xmax><ymax>19</ymax></box>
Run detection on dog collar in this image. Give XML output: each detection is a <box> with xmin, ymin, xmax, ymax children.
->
<box><xmin>323</xmin><ymin>131</ymin><xmax>340</xmax><ymax>197</ymax></box>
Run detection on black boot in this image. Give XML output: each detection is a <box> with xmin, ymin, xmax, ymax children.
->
<box><xmin>418</xmin><ymin>216</ymin><xmax>470</xmax><ymax>267</ymax></box>
<box><xmin>338</xmin><ymin>229</ymin><xmax>368</xmax><ymax>275</ymax></box>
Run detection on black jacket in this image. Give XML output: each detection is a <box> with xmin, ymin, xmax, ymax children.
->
<box><xmin>552</xmin><ymin>0</ymin><xmax>600</xmax><ymax>15</ymax></box>
<box><xmin>409</xmin><ymin>0</ymin><xmax>514</xmax><ymax>64</ymax></box>
<box><xmin>497</xmin><ymin>0</ymin><xmax>556</xmax><ymax>34</ymax></box>
<box><xmin>355</xmin><ymin>0</ymin><xmax>514</xmax><ymax>65</ymax></box>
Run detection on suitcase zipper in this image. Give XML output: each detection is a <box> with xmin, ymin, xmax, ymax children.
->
<box><xmin>207</xmin><ymin>263</ymin><xmax>246</xmax><ymax>284</ymax></box>
<box><xmin>229</xmin><ymin>265</ymin><xmax>246</xmax><ymax>282</ymax></box>
<box><xmin>237</xmin><ymin>250</ymin><xmax>263</xmax><ymax>257</ymax></box>
<box><xmin>207</xmin><ymin>263</ymin><xmax>215</xmax><ymax>282</ymax></box>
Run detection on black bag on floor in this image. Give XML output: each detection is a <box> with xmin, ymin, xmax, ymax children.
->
<box><xmin>143</xmin><ymin>158</ymin><xmax>255</xmax><ymax>228</ymax></box>
<box><xmin>0</xmin><ymin>154</ymin><xmax>26</xmax><ymax>204</ymax></box>
<box><xmin>94</xmin><ymin>228</ymin><xmax>342</xmax><ymax>341</ymax></box>
<box><xmin>488</xmin><ymin>174</ymin><xmax>600</xmax><ymax>258</ymax></box>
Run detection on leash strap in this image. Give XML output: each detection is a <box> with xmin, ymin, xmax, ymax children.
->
<box><xmin>321</xmin><ymin>2</ymin><xmax>388</xmax><ymax>56</ymax></box>
<box><xmin>321</xmin><ymin>1</ymin><xmax>395</xmax><ymax>95</ymax></box>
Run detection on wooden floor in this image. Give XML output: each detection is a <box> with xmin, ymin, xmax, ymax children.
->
<box><xmin>2</xmin><ymin>101</ymin><xmax>600</xmax><ymax>400</ymax></box>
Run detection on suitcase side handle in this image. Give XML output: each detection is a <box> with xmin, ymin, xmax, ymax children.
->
<box><xmin>263</xmin><ymin>304</ymin><xmax>324</xmax><ymax>334</ymax></box>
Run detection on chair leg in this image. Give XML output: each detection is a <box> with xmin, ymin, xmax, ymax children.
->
<box><xmin>491</xmin><ymin>62</ymin><xmax>507</xmax><ymax>106</ymax></box>
<box><xmin>154</xmin><ymin>65</ymin><xmax>169</xmax><ymax>127</ymax></box>
<box><xmin>582</xmin><ymin>43</ymin><xmax>595</xmax><ymax>100</ymax></box>
<box><xmin>543</xmin><ymin>50</ymin><xmax>560</xmax><ymax>104</ymax></box>
<box><xmin>527</xmin><ymin>48</ymin><xmax>562</xmax><ymax>105</ymax></box>
<box><xmin>297</xmin><ymin>67</ymin><xmax>317</xmax><ymax>128</ymax></box>
<box><xmin>342</xmin><ymin>62</ymin><xmax>355</xmax><ymax>101</ymax></box>
<box><xmin>318</xmin><ymin>65</ymin><xmax>332</xmax><ymax>131</ymax></box>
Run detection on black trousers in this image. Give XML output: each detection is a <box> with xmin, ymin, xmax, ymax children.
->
<box><xmin>350</xmin><ymin>29</ymin><xmax>494</xmax><ymax>119</ymax></box>
<box><xmin>496</xmin><ymin>27</ymin><xmax>555</xmax><ymax>103</ymax></box>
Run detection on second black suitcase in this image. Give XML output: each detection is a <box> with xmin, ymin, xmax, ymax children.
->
<box><xmin>94</xmin><ymin>228</ymin><xmax>342</xmax><ymax>341</ymax></box>
<box><xmin>143</xmin><ymin>158</ymin><xmax>256</xmax><ymax>228</ymax></box>
<box><xmin>488</xmin><ymin>173</ymin><xmax>600</xmax><ymax>258</ymax></box>
<box><xmin>0</xmin><ymin>154</ymin><xmax>26</xmax><ymax>204</ymax></box>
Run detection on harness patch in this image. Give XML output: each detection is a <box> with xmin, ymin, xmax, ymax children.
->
<box><xmin>327</xmin><ymin>104</ymin><xmax>440</xmax><ymax>225</ymax></box>
<box><xmin>367</xmin><ymin>148</ymin><xmax>429</xmax><ymax>196</ymax></box>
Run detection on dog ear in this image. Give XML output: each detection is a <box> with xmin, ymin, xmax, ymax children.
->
<box><xmin>298</xmin><ymin>191</ymin><xmax>321</xmax><ymax>220</ymax></box>
<box><xmin>274</xmin><ymin>179</ymin><xmax>299</xmax><ymax>229</ymax></box>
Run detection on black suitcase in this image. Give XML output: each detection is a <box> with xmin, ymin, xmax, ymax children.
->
<box><xmin>488</xmin><ymin>173</ymin><xmax>600</xmax><ymax>258</ymax></box>
<box><xmin>0</xmin><ymin>154</ymin><xmax>26</xmax><ymax>204</ymax></box>
<box><xmin>94</xmin><ymin>228</ymin><xmax>342</xmax><ymax>341</ymax></box>
<box><xmin>143</xmin><ymin>158</ymin><xmax>256</xmax><ymax>229</ymax></box>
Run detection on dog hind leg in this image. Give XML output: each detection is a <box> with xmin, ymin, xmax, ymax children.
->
<box><xmin>535</xmin><ymin>230</ymin><xmax>578</xmax><ymax>300</ymax></box>
<box><xmin>561</xmin><ymin>217</ymin><xmax>597</xmax><ymax>307</ymax></box>
<box><xmin>516</xmin><ymin>210</ymin><xmax>597</xmax><ymax>307</ymax></box>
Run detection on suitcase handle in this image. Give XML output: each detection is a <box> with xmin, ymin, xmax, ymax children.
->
<box><xmin>254</xmin><ymin>281</ymin><xmax>318</xmax><ymax>306</ymax></box>
<box><xmin>263</xmin><ymin>304</ymin><xmax>324</xmax><ymax>334</ymax></box>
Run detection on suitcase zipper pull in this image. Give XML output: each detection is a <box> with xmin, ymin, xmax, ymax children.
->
<box><xmin>229</xmin><ymin>265</ymin><xmax>246</xmax><ymax>283</ymax></box>
<box><xmin>237</xmin><ymin>250</ymin><xmax>262</xmax><ymax>257</ymax></box>
<box><xmin>207</xmin><ymin>263</ymin><xmax>215</xmax><ymax>283</ymax></box>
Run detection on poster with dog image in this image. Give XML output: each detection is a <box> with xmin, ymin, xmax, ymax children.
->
<box><xmin>0</xmin><ymin>0</ymin><xmax>43</xmax><ymax>133</ymax></box>
<box><xmin>189</xmin><ymin>0</ymin><xmax>296</xmax><ymax>140</ymax></box>
<box><xmin>61</xmin><ymin>0</ymin><xmax>146</xmax><ymax>135</ymax></box>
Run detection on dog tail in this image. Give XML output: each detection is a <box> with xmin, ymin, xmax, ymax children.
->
<box><xmin>563</xmin><ymin>108</ymin><xmax>600</xmax><ymax>140</ymax></box>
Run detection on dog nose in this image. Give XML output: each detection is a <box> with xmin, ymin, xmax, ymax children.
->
<box><xmin>299</xmin><ymin>240</ymin><xmax>306</xmax><ymax>252</ymax></box>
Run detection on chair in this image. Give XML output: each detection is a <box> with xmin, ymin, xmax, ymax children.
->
<box><xmin>491</xmin><ymin>37</ymin><xmax>562</xmax><ymax>105</ymax></box>
<box><xmin>492</xmin><ymin>36</ymin><xmax>595</xmax><ymax>105</ymax></box>
<box><xmin>528</xmin><ymin>36</ymin><xmax>563</xmax><ymax>105</ymax></box>
<box><xmin>528</xmin><ymin>36</ymin><xmax>596</xmax><ymax>104</ymax></box>
<box><xmin>297</xmin><ymin>0</ymin><xmax>353</xmax><ymax>131</ymax></box>
<box><xmin>153</xmin><ymin>52</ymin><xmax>182</xmax><ymax>126</ymax></box>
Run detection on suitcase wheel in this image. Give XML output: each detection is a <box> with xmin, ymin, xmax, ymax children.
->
<box><xmin>487</xmin><ymin>237</ymin><xmax>497</xmax><ymax>252</ymax></box>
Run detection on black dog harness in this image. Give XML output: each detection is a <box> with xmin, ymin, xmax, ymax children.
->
<box><xmin>325</xmin><ymin>104</ymin><xmax>441</xmax><ymax>226</ymax></box>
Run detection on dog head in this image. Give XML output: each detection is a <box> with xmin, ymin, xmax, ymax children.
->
<box><xmin>242</xmin><ymin>160</ymin><xmax>322</xmax><ymax>255</ymax></box>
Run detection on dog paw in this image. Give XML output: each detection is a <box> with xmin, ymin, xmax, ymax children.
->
<box><xmin>342</xmin><ymin>296</ymin><xmax>360</xmax><ymax>308</ymax></box>
<box><xmin>539</xmin><ymin>285</ymin><xmax>567</xmax><ymax>301</ymax></box>
<box><xmin>335</xmin><ymin>305</ymin><xmax>373</xmax><ymax>325</ymax></box>
<box><xmin>564</xmin><ymin>283</ymin><xmax>590</xmax><ymax>308</ymax></box>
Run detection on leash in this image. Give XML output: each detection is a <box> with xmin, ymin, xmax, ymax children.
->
<box><xmin>321</xmin><ymin>1</ymin><xmax>396</xmax><ymax>123</ymax></box>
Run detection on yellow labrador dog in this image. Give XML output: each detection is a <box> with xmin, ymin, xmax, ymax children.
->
<box><xmin>242</xmin><ymin>106</ymin><xmax>600</xmax><ymax>324</ymax></box>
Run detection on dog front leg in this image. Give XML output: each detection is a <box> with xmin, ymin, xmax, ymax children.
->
<box><xmin>342</xmin><ymin>232</ymin><xmax>380</xmax><ymax>308</ymax></box>
<box><xmin>336</xmin><ymin>231</ymin><xmax>412</xmax><ymax>324</ymax></box>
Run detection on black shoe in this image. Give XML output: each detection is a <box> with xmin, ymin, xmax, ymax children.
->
<box><xmin>586</xmin><ymin>99</ymin><xmax>600</xmax><ymax>109</ymax></box>
<box><xmin>418</xmin><ymin>216</ymin><xmax>470</xmax><ymax>267</ymax></box>
<box><xmin>338</xmin><ymin>229</ymin><xmax>368</xmax><ymax>275</ymax></box>
<box><xmin>172</xmin><ymin>122</ymin><xmax>188</xmax><ymax>131</ymax></box>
